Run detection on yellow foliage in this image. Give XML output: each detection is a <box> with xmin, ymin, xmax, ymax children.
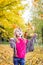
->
<box><xmin>34</xmin><ymin>0</ymin><xmax>39</xmax><ymax>2</ymax></box>
<box><xmin>0</xmin><ymin>45</ymin><xmax>13</xmax><ymax>65</ymax></box>
<box><xmin>25</xmin><ymin>46</ymin><xmax>43</xmax><ymax>65</ymax></box>
<box><xmin>0</xmin><ymin>18</ymin><xmax>12</xmax><ymax>28</ymax></box>
<box><xmin>0</xmin><ymin>0</ymin><xmax>26</xmax><ymax>33</ymax></box>
<box><xmin>0</xmin><ymin>45</ymin><xmax>43</xmax><ymax>65</ymax></box>
<box><xmin>0</xmin><ymin>0</ymin><xmax>20</xmax><ymax>7</ymax></box>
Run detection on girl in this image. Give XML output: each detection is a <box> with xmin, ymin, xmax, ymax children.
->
<box><xmin>9</xmin><ymin>28</ymin><xmax>28</xmax><ymax>65</ymax></box>
<box><xmin>9</xmin><ymin>28</ymin><xmax>37</xmax><ymax>65</ymax></box>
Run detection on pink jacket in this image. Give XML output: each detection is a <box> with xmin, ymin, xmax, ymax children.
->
<box><xmin>10</xmin><ymin>34</ymin><xmax>36</xmax><ymax>58</ymax></box>
<box><xmin>16</xmin><ymin>38</ymin><xmax>28</xmax><ymax>58</ymax></box>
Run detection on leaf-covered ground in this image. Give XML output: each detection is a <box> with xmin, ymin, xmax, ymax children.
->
<box><xmin>0</xmin><ymin>44</ymin><xmax>43</xmax><ymax>65</ymax></box>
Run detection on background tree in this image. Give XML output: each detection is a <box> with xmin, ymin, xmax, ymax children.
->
<box><xmin>0</xmin><ymin>0</ymin><xmax>27</xmax><ymax>41</ymax></box>
<box><xmin>32</xmin><ymin>0</ymin><xmax>43</xmax><ymax>44</ymax></box>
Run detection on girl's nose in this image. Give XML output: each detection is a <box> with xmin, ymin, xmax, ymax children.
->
<box><xmin>19</xmin><ymin>33</ymin><xmax>21</xmax><ymax>35</ymax></box>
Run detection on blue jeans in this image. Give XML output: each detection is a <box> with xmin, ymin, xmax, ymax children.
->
<box><xmin>13</xmin><ymin>57</ymin><xmax>25</xmax><ymax>65</ymax></box>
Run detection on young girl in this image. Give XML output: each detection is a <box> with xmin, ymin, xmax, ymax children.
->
<box><xmin>9</xmin><ymin>28</ymin><xmax>37</xmax><ymax>65</ymax></box>
<box><xmin>9</xmin><ymin>28</ymin><xmax>28</xmax><ymax>65</ymax></box>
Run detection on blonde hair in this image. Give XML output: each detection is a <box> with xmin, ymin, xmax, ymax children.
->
<box><xmin>14</xmin><ymin>28</ymin><xmax>23</xmax><ymax>37</ymax></box>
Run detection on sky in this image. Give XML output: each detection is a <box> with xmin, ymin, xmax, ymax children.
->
<box><xmin>21</xmin><ymin>0</ymin><xmax>34</xmax><ymax>23</ymax></box>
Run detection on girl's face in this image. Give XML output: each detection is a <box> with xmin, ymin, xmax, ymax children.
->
<box><xmin>15</xmin><ymin>28</ymin><xmax>23</xmax><ymax>37</ymax></box>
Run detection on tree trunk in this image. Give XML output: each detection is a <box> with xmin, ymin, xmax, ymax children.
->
<box><xmin>42</xmin><ymin>27</ymin><xmax>43</xmax><ymax>44</ymax></box>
